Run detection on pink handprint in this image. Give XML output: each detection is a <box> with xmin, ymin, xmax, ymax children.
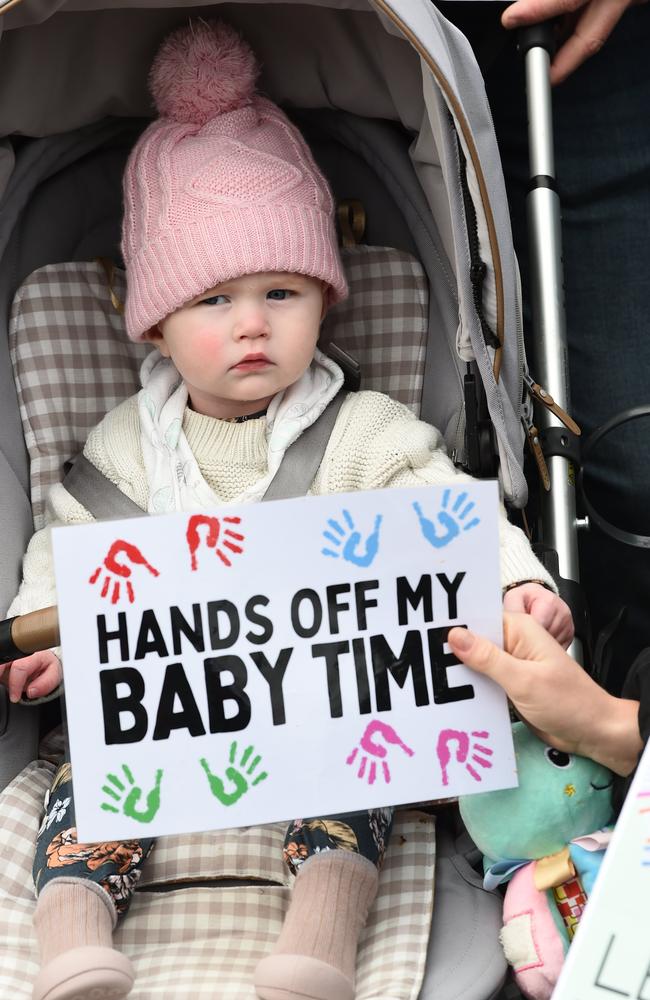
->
<box><xmin>346</xmin><ymin>720</ymin><xmax>414</xmax><ymax>784</ymax></box>
<box><xmin>436</xmin><ymin>729</ymin><xmax>493</xmax><ymax>786</ymax></box>
<box><xmin>186</xmin><ymin>514</ymin><xmax>244</xmax><ymax>570</ymax></box>
<box><xmin>89</xmin><ymin>540</ymin><xmax>159</xmax><ymax>604</ymax></box>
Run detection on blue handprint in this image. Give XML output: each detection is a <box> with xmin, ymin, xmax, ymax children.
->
<box><xmin>413</xmin><ymin>489</ymin><xmax>480</xmax><ymax>549</ymax></box>
<box><xmin>322</xmin><ymin>509</ymin><xmax>383</xmax><ymax>567</ymax></box>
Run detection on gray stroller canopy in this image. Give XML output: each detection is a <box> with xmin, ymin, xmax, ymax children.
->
<box><xmin>0</xmin><ymin>0</ymin><xmax>527</xmax><ymax>506</ymax></box>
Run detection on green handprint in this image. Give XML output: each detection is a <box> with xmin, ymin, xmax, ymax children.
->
<box><xmin>100</xmin><ymin>764</ymin><xmax>163</xmax><ymax>824</ymax></box>
<box><xmin>200</xmin><ymin>741</ymin><xmax>268</xmax><ymax>807</ymax></box>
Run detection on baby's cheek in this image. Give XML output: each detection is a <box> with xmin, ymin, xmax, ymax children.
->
<box><xmin>189</xmin><ymin>329</ymin><xmax>223</xmax><ymax>364</ymax></box>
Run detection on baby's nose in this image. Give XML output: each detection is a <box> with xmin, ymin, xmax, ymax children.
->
<box><xmin>234</xmin><ymin>303</ymin><xmax>270</xmax><ymax>338</ymax></box>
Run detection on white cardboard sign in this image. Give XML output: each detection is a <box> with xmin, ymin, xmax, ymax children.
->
<box><xmin>52</xmin><ymin>481</ymin><xmax>516</xmax><ymax>841</ymax></box>
<box><xmin>552</xmin><ymin>739</ymin><xmax>650</xmax><ymax>1000</ymax></box>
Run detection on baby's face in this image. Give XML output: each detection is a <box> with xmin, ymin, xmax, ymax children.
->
<box><xmin>149</xmin><ymin>272</ymin><xmax>325</xmax><ymax>419</ymax></box>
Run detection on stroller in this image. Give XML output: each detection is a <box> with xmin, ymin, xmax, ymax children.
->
<box><xmin>0</xmin><ymin>1</ymin><xmax>574</xmax><ymax>997</ymax></box>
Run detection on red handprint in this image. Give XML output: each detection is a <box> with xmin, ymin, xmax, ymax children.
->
<box><xmin>89</xmin><ymin>540</ymin><xmax>159</xmax><ymax>605</ymax></box>
<box><xmin>436</xmin><ymin>729</ymin><xmax>493</xmax><ymax>786</ymax></box>
<box><xmin>346</xmin><ymin>720</ymin><xmax>414</xmax><ymax>785</ymax></box>
<box><xmin>186</xmin><ymin>514</ymin><xmax>244</xmax><ymax>571</ymax></box>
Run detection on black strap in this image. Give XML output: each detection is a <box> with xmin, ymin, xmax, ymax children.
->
<box><xmin>63</xmin><ymin>391</ymin><xmax>348</xmax><ymax>519</ymax></box>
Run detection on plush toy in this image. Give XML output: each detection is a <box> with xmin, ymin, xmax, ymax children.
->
<box><xmin>459</xmin><ymin>722</ymin><xmax>614</xmax><ymax>1000</ymax></box>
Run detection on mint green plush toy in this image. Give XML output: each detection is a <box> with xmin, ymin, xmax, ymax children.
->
<box><xmin>459</xmin><ymin>722</ymin><xmax>614</xmax><ymax>1000</ymax></box>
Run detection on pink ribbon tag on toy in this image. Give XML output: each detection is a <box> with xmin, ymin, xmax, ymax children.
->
<box><xmin>571</xmin><ymin>828</ymin><xmax>613</xmax><ymax>852</ymax></box>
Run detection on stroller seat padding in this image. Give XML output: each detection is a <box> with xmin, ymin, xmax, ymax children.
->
<box><xmin>9</xmin><ymin>261</ymin><xmax>150</xmax><ymax>530</ymax></box>
<box><xmin>10</xmin><ymin>248</ymin><xmax>428</xmax><ymax>529</ymax></box>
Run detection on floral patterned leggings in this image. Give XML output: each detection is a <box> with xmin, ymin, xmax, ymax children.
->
<box><xmin>34</xmin><ymin>762</ymin><xmax>394</xmax><ymax>919</ymax></box>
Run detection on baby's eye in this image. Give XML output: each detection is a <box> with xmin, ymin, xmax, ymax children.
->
<box><xmin>200</xmin><ymin>294</ymin><xmax>228</xmax><ymax>306</ymax></box>
<box><xmin>267</xmin><ymin>289</ymin><xmax>292</xmax><ymax>301</ymax></box>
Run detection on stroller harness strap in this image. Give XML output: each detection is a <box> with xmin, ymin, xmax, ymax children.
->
<box><xmin>62</xmin><ymin>390</ymin><xmax>347</xmax><ymax>520</ymax></box>
<box><xmin>63</xmin><ymin>452</ymin><xmax>144</xmax><ymax>520</ymax></box>
<box><xmin>262</xmin><ymin>390</ymin><xmax>346</xmax><ymax>502</ymax></box>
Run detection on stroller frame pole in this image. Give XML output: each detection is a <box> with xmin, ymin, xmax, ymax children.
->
<box><xmin>523</xmin><ymin>31</ymin><xmax>583</xmax><ymax>659</ymax></box>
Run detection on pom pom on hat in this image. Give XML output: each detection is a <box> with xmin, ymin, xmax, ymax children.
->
<box><xmin>149</xmin><ymin>19</ymin><xmax>259</xmax><ymax>126</ymax></box>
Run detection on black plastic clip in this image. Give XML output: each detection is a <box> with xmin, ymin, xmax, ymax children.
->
<box><xmin>538</xmin><ymin>426</ymin><xmax>581</xmax><ymax>466</ymax></box>
<box><xmin>464</xmin><ymin>367</ymin><xmax>498</xmax><ymax>479</ymax></box>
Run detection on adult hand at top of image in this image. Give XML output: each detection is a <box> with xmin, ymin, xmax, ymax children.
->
<box><xmin>447</xmin><ymin>612</ymin><xmax>643</xmax><ymax>776</ymax></box>
<box><xmin>501</xmin><ymin>0</ymin><xmax>646</xmax><ymax>85</ymax></box>
<box><xmin>0</xmin><ymin>649</ymin><xmax>62</xmax><ymax>703</ymax></box>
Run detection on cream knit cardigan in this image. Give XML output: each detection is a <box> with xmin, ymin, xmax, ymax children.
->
<box><xmin>8</xmin><ymin>389</ymin><xmax>554</xmax><ymax>622</ymax></box>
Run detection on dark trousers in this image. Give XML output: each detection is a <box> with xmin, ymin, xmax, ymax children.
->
<box><xmin>34</xmin><ymin>761</ymin><xmax>393</xmax><ymax>919</ymax></box>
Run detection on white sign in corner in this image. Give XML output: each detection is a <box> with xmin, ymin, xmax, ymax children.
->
<box><xmin>51</xmin><ymin>480</ymin><xmax>516</xmax><ymax>842</ymax></box>
<box><xmin>552</xmin><ymin>740</ymin><xmax>650</xmax><ymax>1000</ymax></box>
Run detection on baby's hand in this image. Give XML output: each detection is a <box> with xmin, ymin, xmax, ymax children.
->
<box><xmin>503</xmin><ymin>582</ymin><xmax>574</xmax><ymax>649</ymax></box>
<box><xmin>0</xmin><ymin>650</ymin><xmax>62</xmax><ymax>703</ymax></box>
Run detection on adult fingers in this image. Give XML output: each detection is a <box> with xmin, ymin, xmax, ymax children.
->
<box><xmin>501</xmin><ymin>0</ymin><xmax>631</xmax><ymax>84</ymax></box>
<box><xmin>450</xmin><ymin>612</ymin><xmax>555</xmax><ymax>672</ymax></box>
<box><xmin>447</xmin><ymin>625</ymin><xmax>519</xmax><ymax>685</ymax></box>
<box><xmin>501</xmin><ymin>0</ymin><xmax>589</xmax><ymax>30</ymax></box>
<box><xmin>550</xmin><ymin>0</ymin><xmax>631</xmax><ymax>83</ymax></box>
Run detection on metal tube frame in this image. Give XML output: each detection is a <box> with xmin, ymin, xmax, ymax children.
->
<box><xmin>524</xmin><ymin>40</ymin><xmax>583</xmax><ymax>662</ymax></box>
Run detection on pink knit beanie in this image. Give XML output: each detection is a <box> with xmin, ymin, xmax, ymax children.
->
<box><xmin>122</xmin><ymin>20</ymin><xmax>348</xmax><ymax>341</ymax></box>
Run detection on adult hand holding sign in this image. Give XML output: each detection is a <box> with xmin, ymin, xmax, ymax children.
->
<box><xmin>448</xmin><ymin>613</ymin><xmax>642</xmax><ymax>777</ymax></box>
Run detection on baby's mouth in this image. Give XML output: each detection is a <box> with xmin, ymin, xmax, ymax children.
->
<box><xmin>232</xmin><ymin>354</ymin><xmax>272</xmax><ymax>371</ymax></box>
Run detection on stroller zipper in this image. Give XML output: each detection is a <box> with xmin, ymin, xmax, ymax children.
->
<box><xmin>523</xmin><ymin>373</ymin><xmax>581</xmax><ymax>436</ymax></box>
<box><xmin>456</xmin><ymin>135</ymin><xmax>500</xmax><ymax>353</ymax></box>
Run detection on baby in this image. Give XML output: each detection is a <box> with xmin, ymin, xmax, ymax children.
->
<box><xmin>4</xmin><ymin>21</ymin><xmax>572</xmax><ymax>1000</ymax></box>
